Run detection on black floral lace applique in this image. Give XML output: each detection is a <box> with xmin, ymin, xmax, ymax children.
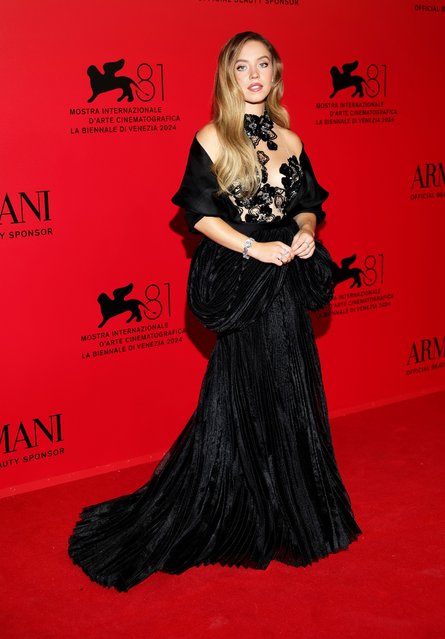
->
<box><xmin>229</xmin><ymin>150</ymin><xmax>304</xmax><ymax>223</ymax></box>
<box><xmin>244</xmin><ymin>110</ymin><xmax>278</xmax><ymax>151</ymax></box>
<box><xmin>280</xmin><ymin>155</ymin><xmax>304</xmax><ymax>203</ymax></box>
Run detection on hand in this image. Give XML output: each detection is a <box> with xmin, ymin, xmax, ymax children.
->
<box><xmin>249</xmin><ymin>240</ymin><xmax>293</xmax><ymax>266</ymax></box>
<box><xmin>291</xmin><ymin>228</ymin><xmax>316</xmax><ymax>260</ymax></box>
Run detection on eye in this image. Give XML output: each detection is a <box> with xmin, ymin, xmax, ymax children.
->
<box><xmin>259</xmin><ymin>62</ymin><xmax>269</xmax><ymax>68</ymax></box>
<box><xmin>236</xmin><ymin>64</ymin><xmax>247</xmax><ymax>72</ymax></box>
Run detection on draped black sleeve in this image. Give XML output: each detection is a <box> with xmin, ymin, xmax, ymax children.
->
<box><xmin>171</xmin><ymin>136</ymin><xmax>230</xmax><ymax>234</ymax></box>
<box><xmin>286</xmin><ymin>145</ymin><xmax>329</xmax><ymax>226</ymax></box>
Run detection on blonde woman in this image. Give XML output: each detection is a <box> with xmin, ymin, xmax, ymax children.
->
<box><xmin>68</xmin><ymin>32</ymin><xmax>362</xmax><ymax>592</ymax></box>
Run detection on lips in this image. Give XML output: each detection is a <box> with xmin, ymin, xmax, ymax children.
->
<box><xmin>248</xmin><ymin>83</ymin><xmax>263</xmax><ymax>92</ymax></box>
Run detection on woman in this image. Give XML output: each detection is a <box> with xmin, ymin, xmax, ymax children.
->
<box><xmin>68</xmin><ymin>31</ymin><xmax>362</xmax><ymax>592</ymax></box>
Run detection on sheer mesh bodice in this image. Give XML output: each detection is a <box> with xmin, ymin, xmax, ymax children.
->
<box><xmin>228</xmin><ymin>111</ymin><xmax>305</xmax><ymax>223</ymax></box>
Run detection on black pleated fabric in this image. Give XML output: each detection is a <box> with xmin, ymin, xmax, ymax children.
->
<box><xmin>68</xmin><ymin>216</ymin><xmax>362</xmax><ymax>592</ymax></box>
<box><xmin>187</xmin><ymin>217</ymin><xmax>335</xmax><ymax>334</ymax></box>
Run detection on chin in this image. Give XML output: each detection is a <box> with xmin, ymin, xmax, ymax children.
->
<box><xmin>244</xmin><ymin>91</ymin><xmax>269</xmax><ymax>104</ymax></box>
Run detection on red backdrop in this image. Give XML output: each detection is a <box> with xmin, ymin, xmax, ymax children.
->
<box><xmin>1</xmin><ymin>0</ymin><xmax>444</xmax><ymax>496</ymax></box>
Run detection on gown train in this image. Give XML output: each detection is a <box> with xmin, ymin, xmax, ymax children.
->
<box><xmin>68</xmin><ymin>217</ymin><xmax>362</xmax><ymax>592</ymax></box>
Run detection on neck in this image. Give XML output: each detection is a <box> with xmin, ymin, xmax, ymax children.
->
<box><xmin>243</xmin><ymin>105</ymin><xmax>277</xmax><ymax>150</ymax></box>
<box><xmin>243</xmin><ymin>102</ymin><xmax>267</xmax><ymax>117</ymax></box>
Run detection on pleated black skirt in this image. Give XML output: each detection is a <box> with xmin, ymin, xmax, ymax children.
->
<box><xmin>68</xmin><ymin>216</ymin><xmax>362</xmax><ymax>591</ymax></box>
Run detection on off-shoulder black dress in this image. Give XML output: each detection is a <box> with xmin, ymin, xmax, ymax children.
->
<box><xmin>68</xmin><ymin>111</ymin><xmax>362</xmax><ymax>591</ymax></box>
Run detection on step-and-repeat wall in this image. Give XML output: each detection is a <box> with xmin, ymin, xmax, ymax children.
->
<box><xmin>1</xmin><ymin>1</ymin><xmax>444</xmax><ymax>494</ymax></box>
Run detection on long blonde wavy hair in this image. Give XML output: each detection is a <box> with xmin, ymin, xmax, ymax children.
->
<box><xmin>212</xmin><ymin>32</ymin><xmax>290</xmax><ymax>197</ymax></box>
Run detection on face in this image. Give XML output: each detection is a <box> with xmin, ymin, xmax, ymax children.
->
<box><xmin>234</xmin><ymin>40</ymin><xmax>274</xmax><ymax>108</ymax></box>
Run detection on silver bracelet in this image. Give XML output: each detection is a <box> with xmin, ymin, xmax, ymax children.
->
<box><xmin>242</xmin><ymin>237</ymin><xmax>255</xmax><ymax>259</ymax></box>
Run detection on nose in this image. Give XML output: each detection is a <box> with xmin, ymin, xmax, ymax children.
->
<box><xmin>249</xmin><ymin>66</ymin><xmax>259</xmax><ymax>79</ymax></box>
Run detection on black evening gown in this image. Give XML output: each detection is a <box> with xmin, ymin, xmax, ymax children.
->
<box><xmin>68</xmin><ymin>117</ymin><xmax>362</xmax><ymax>592</ymax></box>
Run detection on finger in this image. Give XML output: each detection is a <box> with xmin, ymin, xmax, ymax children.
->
<box><xmin>277</xmin><ymin>246</ymin><xmax>291</xmax><ymax>260</ymax></box>
<box><xmin>295</xmin><ymin>239</ymin><xmax>314</xmax><ymax>254</ymax></box>
<box><xmin>299</xmin><ymin>252</ymin><xmax>314</xmax><ymax>260</ymax></box>
<box><xmin>298</xmin><ymin>249</ymin><xmax>313</xmax><ymax>258</ymax></box>
<box><xmin>293</xmin><ymin>245</ymin><xmax>309</xmax><ymax>257</ymax></box>
<box><xmin>293</xmin><ymin>240</ymin><xmax>310</xmax><ymax>252</ymax></box>
<box><xmin>298</xmin><ymin>246</ymin><xmax>316</xmax><ymax>259</ymax></box>
<box><xmin>277</xmin><ymin>249</ymin><xmax>292</xmax><ymax>264</ymax></box>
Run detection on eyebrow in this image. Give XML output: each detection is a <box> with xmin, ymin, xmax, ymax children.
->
<box><xmin>235</xmin><ymin>55</ymin><xmax>271</xmax><ymax>63</ymax></box>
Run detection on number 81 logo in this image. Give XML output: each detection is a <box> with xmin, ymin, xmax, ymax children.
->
<box><xmin>135</xmin><ymin>63</ymin><xmax>165</xmax><ymax>102</ymax></box>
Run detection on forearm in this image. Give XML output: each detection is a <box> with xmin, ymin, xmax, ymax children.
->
<box><xmin>193</xmin><ymin>216</ymin><xmax>251</xmax><ymax>254</ymax></box>
<box><xmin>293</xmin><ymin>212</ymin><xmax>317</xmax><ymax>236</ymax></box>
<box><xmin>194</xmin><ymin>215</ymin><xmax>302</xmax><ymax>266</ymax></box>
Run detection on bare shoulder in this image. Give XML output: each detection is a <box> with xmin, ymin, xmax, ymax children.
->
<box><xmin>278</xmin><ymin>126</ymin><xmax>304</xmax><ymax>159</ymax></box>
<box><xmin>196</xmin><ymin>122</ymin><xmax>220</xmax><ymax>162</ymax></box>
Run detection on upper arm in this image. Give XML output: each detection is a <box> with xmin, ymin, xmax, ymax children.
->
<box><xmin>171</xmin><ymin>124</ymin><xmax>224</xmax><ymax>234</ymax></box>
<box><xmin>196</xmin><ymin>122</ymin><xmax>220</xmax><ymax>163</ymax></box>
